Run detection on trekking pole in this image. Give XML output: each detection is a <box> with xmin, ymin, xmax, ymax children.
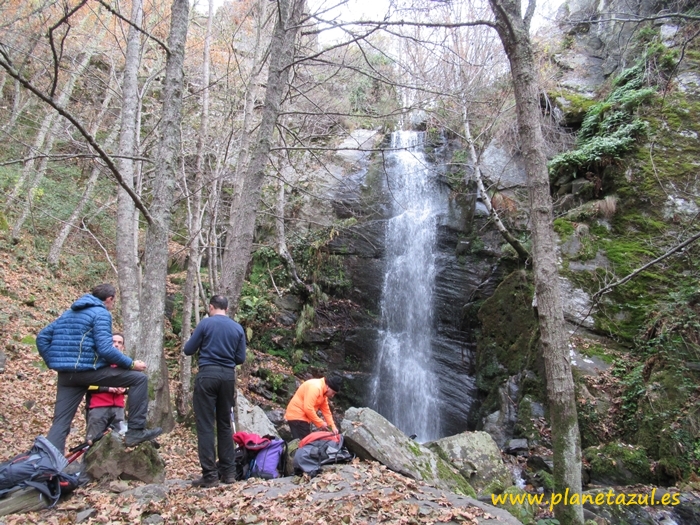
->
<box><xmin>65</xmin><ymin>428</ymin><xmax>111</xmax><ymax>464</ymax></box>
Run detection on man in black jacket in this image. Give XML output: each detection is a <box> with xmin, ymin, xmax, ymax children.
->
<box><xmin>184</xmin><ymin>295</ymin><xmax>247</xmax><ymax>488</ymax></box>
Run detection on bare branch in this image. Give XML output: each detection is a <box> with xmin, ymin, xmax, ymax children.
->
<box><xmin>593</xmin><ymin>231</ymin><xmax>700</xmax><ymax>299</ymax></box>
<box><xmin>94</xmin><ymin>0</ymin><xmax>171</xmax><ymax>55</ymax></box>
<box><xmin>0</xmin><ymin>53</ymin><xmax>153</xmax><ymax>224</ymax></box>
<box><xmin>47</xmin><ymin>0</ymin><xmax>88</xmax><ymax>98</ymax></box>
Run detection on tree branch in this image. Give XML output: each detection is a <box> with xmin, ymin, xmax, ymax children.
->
<box><xmin>48</xmin><ymin>0</ymin><xmax>89</xmax><ymax>98</ymax></box>
<box><xmin>0</xmin><ymin>50</ymin><xmax>153</xmax><ymax>224</ymax></box>
<box><xmin>95</xmin><ymin>0</ymin><xmax>170</xmax><ymax>55</ymax></box>
<box><xmin>592</xmin><ymin>230</ymin><xmax>700</xmax><ymax>299</ymax></box>
<box><xmin>0</xmin><ymin>153</ymin><xmax>153</xmax><ymax>167</ymax></box>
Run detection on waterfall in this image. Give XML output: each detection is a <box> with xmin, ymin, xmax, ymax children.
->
<box><xmin>370</xmin><ymin>130</ymin><xmax>443</xmax><ymax>442</ymax></box>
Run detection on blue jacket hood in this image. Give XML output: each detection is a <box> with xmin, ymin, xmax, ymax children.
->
<box><xmin>71</xmin><ymin>293</ymin><xmax>105</xmax><ymax>311</ymax></box>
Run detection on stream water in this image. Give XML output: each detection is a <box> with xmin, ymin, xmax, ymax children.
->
<box><xmin>369</xmin><ymin>130</ymin><xmax>443</xmax><ymax>442</ymax></box>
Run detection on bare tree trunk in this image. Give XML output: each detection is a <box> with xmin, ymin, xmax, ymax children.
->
<box><xmin>275</xmin><ymin>163</ymin><xmax>306</xmax><ymax>289</ymax></box>
<box><xmin>463</xmin><ymin>117</ymin><xmax>529</xmax><ymax>262</ymax></box>
<box><xmin>177</xmin><ymin>0</ymin><xmax>214</xmax><ymax>419</ymax></box>
<box><xmin>137</xmin><ymin>0</ymin><xmax>189</xmax><ymax>431</ymax></box>
<box><xmin>1</xmin><ymin>35</ymin><xmax>43</xmax><ymax>136</ymax></box>
<box><xmin>116</xmin><ymin>0</ymin><xmax>145</xmax><ymax>356</ymax></box>
<box><xmin>488</xmin><ymin>0</ymin><xmax>583</xmax><ymax>523</ymax></box>
<box><xmin>220</xmin><ymin>0</ymin><xmax>305</xmax><ymax>311</ymax></box>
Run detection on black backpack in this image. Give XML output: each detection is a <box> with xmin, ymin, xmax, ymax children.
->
<box><xmin>233</xmin><ymin>446</ymin><xmax>255</xmax><ymax>481</ymax></box>
<box><xmin>0</xmin><ymin>436</ymin><xmax>82</xmax><ymax>507</ymax></box>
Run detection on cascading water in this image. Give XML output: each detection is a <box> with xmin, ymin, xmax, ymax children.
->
<box><xmin>370</xmin><ymin>130</ymin><xmax>443</xmax><ymax>442</ymax></box>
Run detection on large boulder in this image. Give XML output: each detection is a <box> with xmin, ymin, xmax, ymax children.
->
<box><xmin>425</xmin><ymin>431</ymin><xmax>514</xmax><ymax>496</ymax></box>
<box><xmin>235</xmin><ymin>390</ymin><xmax>278</xmax><ymax>437</ymax></box>
<box><xmin>85</xmin><ymin>433</ymin><xmax>164</xmax><ymax>483</ymax></box>
<box><xmin>340</xmin><ymin>407</ymin><xmax>475</xmax><ymax>497</ymax></box>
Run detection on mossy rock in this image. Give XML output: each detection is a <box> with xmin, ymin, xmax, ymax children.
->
<box><xmin>474</xmin><ymin>270</ymin><xmax>540</xmax><ymax>420</ymax></box>
<box><xmin>549</xmin><ymin>90</ymin><xmax>598</xmax><ymax>126</ymax></box>
<box><xmin>500</xmin><ymin>486</ymin><xmax>537</xmax><ymax>525</ymax></box>
<box><xmin>633</xmin><ymin>365</ymin><xmax>700</xmax><ymax>483</ymax></box>
<box><xmin>583</xmin><ymin>442</ymin><xmax>652</xmax><ymax>486</ymax></box>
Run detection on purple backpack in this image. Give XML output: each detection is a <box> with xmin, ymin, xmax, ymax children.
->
<box><xmin>249</xmin><ymin>439</ymin><xmax>287</xmax><ymax>479</ymax></box>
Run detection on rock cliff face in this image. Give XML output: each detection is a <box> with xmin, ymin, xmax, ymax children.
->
<box><xmin>328</xmin><ymin>132</ymin><xmax>514</xmax><ymax>437</ymax></box>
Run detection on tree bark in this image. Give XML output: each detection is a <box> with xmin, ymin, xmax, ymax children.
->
<box><xmin>487</xmin><ymin>0</ymin><xmax>583</xmax><ymax>523</ymax></box>
<box><xmin>137</xmin><ymin>0</ymin><xmax>189</xmax><ymax>431</ymax></box>
<box><xmin>116</xmin><ymin>0</ymin><xmax>145</xmax><ymax>356</ymax></box>
<box><xmin>220</xmin><ymin>0</ymin><xmax>305</xmax><ymax>311</ymax></box>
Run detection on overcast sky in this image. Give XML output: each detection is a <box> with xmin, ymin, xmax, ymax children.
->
<box><xmin>193</xmin><ymin>0</ymin><xmax>564</xmax><ymax>42</ymax></box>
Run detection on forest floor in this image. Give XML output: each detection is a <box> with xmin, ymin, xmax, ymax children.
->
<box><xmin>0</xmin><ymin>234</ymin><xmax>526</xmax><ymax>524</ymax></box>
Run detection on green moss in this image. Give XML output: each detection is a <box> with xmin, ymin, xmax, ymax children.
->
<box><xmin>515</xmin><ymin>397</ymin><xmax>539</xmax><ymax>442</ymax></box>
<box><xmin>553</xmin><ymin>218</ymin><xmax>575</xmax><ymax>239</ymax></box>
<box><xmin>548</xmin><ymin>90</ymin><xmax>597</xmax><ymax>125</ymax></box>
<box><xmin>584</xmin><ymin>443</ymin><xmax>652</xmax><ymax>485</ymax></box>
<box><xmin>473</xmin><ymin>270</ymin><xmax>540</xmax><ymax>425</ymax></box>
<box><xmin>577</xmin><ymin>342</ymin><xmax>615</xmax><ymax>364</ymax></box>
<box><xmin>535</xmin><ymin>470</ymin><xmax>555</xmax><ymax>492</ymax></box>
<box><xmin>20</xmin><ymin>335</ymin><xmax>36</xmax><ymax>345</ymax></box>
<box><xmin>435</xmin><ymin>457</ymin><xmax>476</xmax><ymax>498</ymax></box>
<box><xmin>406</xmin><ymin>440</ymin><xmax>422</xmax><ymax>457</ymax></box>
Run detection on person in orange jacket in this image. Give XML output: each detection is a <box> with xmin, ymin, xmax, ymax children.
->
<box><xmin>285</xmin><ymin>376</ymin><xmax>342</xmax><ymax>440</ymax></box>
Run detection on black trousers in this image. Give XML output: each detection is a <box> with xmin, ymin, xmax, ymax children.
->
<box><xmin>288</xmin><ymin>420</ymin><xmax>312</xmax><ymax>441</ymax></box>
<box><xmin>192</xmin><ymin>365</ymin><xmax>236</xmax><ymax>479</ymax></box>
<box><xmin>47</xmin><ymin>367</ymin><xmax>148</xmax><ymax>454</ymax></box>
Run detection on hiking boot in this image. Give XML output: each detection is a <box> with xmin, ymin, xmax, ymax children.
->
<box><xmin>192</xmin><ymin>476</ymin><xmax>220</xmax><ymax>488</ymax></box>
<box><xmin>221</xmin><ymin>474</ymin><xmax>238</xmax><ymax>484</ymax></box>
<box><xmin>124</xmin><ymin>427</ymin><xmax>163</xmax><ymax>447</ymax></box>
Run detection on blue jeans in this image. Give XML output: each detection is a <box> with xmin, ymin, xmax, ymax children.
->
<box><xmin>192</xmin><ymin>365</ymin><xmax>236</xmax><ymax>479</ymax></box>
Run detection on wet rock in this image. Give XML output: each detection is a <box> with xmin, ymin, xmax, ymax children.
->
<box><xmin>505</xmin><ymin>439</ymin><xmax>529</xmax><ymax>457</ymax></box>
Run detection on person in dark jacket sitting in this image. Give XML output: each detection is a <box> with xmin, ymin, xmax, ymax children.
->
<box><xmin>36</xmin><ymin>284</ymin><xmax>162</xmax><ymax>453</ymax></box>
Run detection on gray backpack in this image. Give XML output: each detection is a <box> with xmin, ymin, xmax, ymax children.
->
<box><xmin>293</xmin><ymin>432</ymin><xmax>354</xmax><ymax>477</ymax></box>
<box><xmin>0</xmin><ymin>436</ymin><xmax>81</xmax><ymax>507</ymax></box>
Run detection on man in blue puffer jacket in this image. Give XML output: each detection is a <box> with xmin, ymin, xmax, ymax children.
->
<box><xmin>37</xmin><ymin>283</ymin><xmax>162</xmax><ymax>453</ymax></box>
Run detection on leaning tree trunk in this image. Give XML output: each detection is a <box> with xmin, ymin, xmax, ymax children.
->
<box><xmin>463</xmin><ymin>117</ymin><xmax>529</xmax><ymax>262</ymax></box>
<box><xmin>487</xmin><ymin>0</ymin><xmax>583</xmax><ymax>523</ymax></box>
<box><xmin>48</xmin><ymin>126</ymin><xmax>119</xmax><ymax>266</ymax></box>
<box><xmin>137</xmin><ymin>0</ymin><xmax>189</xmax><ymax>431</ymax></box>
<box><xmin>220</xmin><ymin>0</ymin><xmax>305</xmax><ymax>311</ymax></box>
<box><xmin>116</xmin><ymin>0</ymin><xmax>145</xmax><ymax>355</ymax></box>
